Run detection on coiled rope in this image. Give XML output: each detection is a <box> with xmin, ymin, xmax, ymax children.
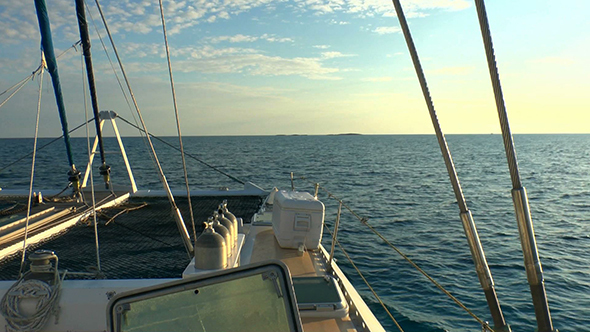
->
<box><xmin>0</xmin><ymin>202</ymin><xmax>28</xmax><ymax>216</ymax></box>
<box><xmin>296</xmin><ymin>175</ymin><xmax>495</xmax><ymax>332</ymax></box>
<box><xmin>0</xmin><ymin>274</ymin><xmax>66</xmax><ymax>332</ymax></box>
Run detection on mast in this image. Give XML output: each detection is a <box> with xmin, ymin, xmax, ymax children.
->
<box><xmin>75</xmin><ymin>0</ymin><xmax>111</xmax><ymax>189</ymax></box>
<box><xmin>33</xmin><ymin>0</ymin><xmax>75</xmax><ymax>170</ymax></box>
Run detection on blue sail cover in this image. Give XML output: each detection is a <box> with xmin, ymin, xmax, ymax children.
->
<box><xmin>34</xmin><ymin>0</ymin><xmax>74</xmax><ymax>167</ymax></box>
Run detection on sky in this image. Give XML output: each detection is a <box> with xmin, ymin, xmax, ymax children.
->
<box><xmin>0</xmin><ymin>0</ymin><xmax>588</xmax><ymax>138</ymax></box>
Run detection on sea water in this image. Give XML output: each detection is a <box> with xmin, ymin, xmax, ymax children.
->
<box><xmin>0</xmin><ymin>134</ymin><xmax>588</xmax><ymax>332</ymax></box>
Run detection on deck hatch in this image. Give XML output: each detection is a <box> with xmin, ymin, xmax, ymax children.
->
<box><xmin>107</xmin><ymin>261</ymin><xmax>302</xmax><ymax>332</ymax></box>
<box><xmin>293</xmin><ymin>276</ymin><xmax>349</xmax><ymax>318</ymax></box>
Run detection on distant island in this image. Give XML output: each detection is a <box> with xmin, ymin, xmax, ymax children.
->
<box><xmin>275</xmin><ymin>133</ymin><xmax>362</xmax><ymax>136</ymax></box>
<box><xmin>328</xmin><ymin>133</ymin><xmax>362</xmax><ymax>136</ymax></box>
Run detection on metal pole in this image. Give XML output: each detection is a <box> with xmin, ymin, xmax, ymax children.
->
<box><xmin>34</xmin><ymin>0</ymin><xmax>75</xmax><ymax>168</ymax></box>
<box><xmin>328</xmin><ymin>201</ymin><xmax>342</xmax><ymax>273</ymax></box>
<box><xmin>75</xmin><ymin>0</ymin><xmax>106</xmax><ymax>166</ymax></box>
<box><xmin>314</xmin><ymin>183</ymin><xmax>320</xmax><ymax>198</ymax></box>
<box><xmin>110</xmin><ymin>116</ymin><xmax>138</xmax><ymax>193</ymax></box>
<box><xmin>290</xmin><ymin>172</ymin><xmax>295</xmax><ymax>191</ymax></box>
<box><xmin>473</xmin><ymin>1</ymin><xmax>554</xmax><ymax>331</ymax></box>
<box><xmin>81</xmin><ymin>119</ymin><xmax>104</xmax><ymax>188</ymax></box>
<box><xmin>389</xmin><ymin>1</ymin><xmax>509</xmax><ymax>330</ymax></box>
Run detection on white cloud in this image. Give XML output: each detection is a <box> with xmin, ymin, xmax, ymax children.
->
<box><xmin>174</xmin><ymin>54</ymin><xmax>343</xmax><ymax>80</ymax></box>
<box><xmin>261</xmin><ymin>34</ymin><xmax>294</xmax><ymax>43</ymax></box>
<box><xmin>313</xmin><ymin>45</ymin><xmax>330</xmax><ymax>49</ymax></box>
<box><xmin>373</xmin><ymin>26</ymin><xmax>402</xmax><ymax>35</ymax></box>
<box><xmin>330</xmin><ymin>19</ymin><xmax>350</xmax><ymax>25</ymax></box>
<box><xmin>0</xmin><ymin>0</ymin><xmax>471</xmax><ymax>46</ymax></box>
<box><xmin>211</xmin><ymin>34</ymin><xmax>260</xmax><ymax>43</ymax></box>
<box><xmin>117</xmin><ymin>42</ymin><xmax>345</xmax><ymax>80</ymax></box>
<box><xmin>321</xmin><ymin>51</ymin><xmax>356</xmax><ymax>59</ymax></box>
<box><xmin>209</xmin><ymin>34</ymin><xmax>293</xmax><ymax>43</ymax></box>
<box><xmin>102</xmin><ymin>0</ymin><xmax>470</xmax><ymax>36</ymax></box>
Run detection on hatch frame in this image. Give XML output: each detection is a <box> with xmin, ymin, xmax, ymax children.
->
<box><xmin>106</xmin><ymin>260</ymin><xmax>302</xmax><ymax>332</ymax></box>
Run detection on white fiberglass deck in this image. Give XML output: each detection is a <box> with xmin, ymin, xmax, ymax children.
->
<box><xmin>242</xmin><ymin>209</ymin><xmax>385</xmax><ymax>332</ymax></box>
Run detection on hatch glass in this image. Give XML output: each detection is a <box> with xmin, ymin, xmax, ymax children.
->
<box><xmin>108</xmin><ymin>261</ymin><xmax>301</xmax><ymax>332</ymax></box>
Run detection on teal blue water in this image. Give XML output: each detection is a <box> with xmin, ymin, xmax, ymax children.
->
<box><xmin>1</xmin><ymin>134</ymin><xmax>589</xmax><ymax>332</ymax></box>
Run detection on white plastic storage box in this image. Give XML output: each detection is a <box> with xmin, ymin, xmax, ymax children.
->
<box><xmin>272</xmin><ymin>190</ymin><xmax>325</xmax><ymax>250</ymax></box>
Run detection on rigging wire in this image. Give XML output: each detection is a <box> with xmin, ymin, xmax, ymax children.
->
<box><xmin>0</xmin><ymin>73</ymin><xmax>35</xmax><ymax>98</ymax></box>
<box><xmin>0</xmin><ymin>69</ymin><xmax>40</xmax><ymax>110</ymax></box>
<box><xmin>0</xmin><ymin>41</ymin><xmax>79</xmax><ymax>102</ymax></box>
<box><xmin>323</xmin><ymin>223</ymin><xmax>405</xmax><ymax>332</ymax></box>
<box><xmin>383</xmin><ymin>0</ymin><xmax>509</xmax><ymax>329</ymax></box>
<box><xmin>85</xmin><ymin>0</ymin><xmax>159</xmax><ymax>188</ymax></box>
<box><xmin>84</xmin><ymin>1</ymin><xmax>156</xmax><ymax>170</ymax></box>
<box><xmin>93</xmin><ymin>0</ymin><xmax>193</xmax><ymax>257</ymax></box>
<box><xmin>81</xmin><ymin>50</ymin><xmax>102</xmax><ymax>275</ymax></box>
<box><xmin>297</xmin><ymin>175</ymin><xmax>495</xmax><ymax>332</ymax></box>
<box><xmin>85</xmin><ymin>0</ymin><xmax>158</xmax><ymax>194</ymax></box>
<box><xmin>158</xmin><ymin>0</ymin><xmax>197</xmax><ymax>247</ymax></box>
<box><xmin>55</xmin><ymin>40</ymin><xmax>82</xmax><ymax>60</ymax></box>
<box><xmin>117</xmin><ymin>115</ymin><xmax>246</xmax><ymax>185</ymax></box>
<box><xmin>473</xmin><ymin>2</ymin><xmax>553</xmax><ymax>331</ymax></box>
<box><xmin>0</xmin><ymin>119</ymin><xmax>93</xmax><ymax>175</ymax></box>
<box><xmin>0</xmin><ymin>73</ymin><xmax>33</xmax><ymax>97</ymax></box>
<box><xmin>18</xmin><ymin>61</ymin><xmax>45</xmax><ymax>278</ymax></box>
<box><xmin>362</xmin><ymin>221</ymin><xmax>494</xmax><ymax>332</ymax></box>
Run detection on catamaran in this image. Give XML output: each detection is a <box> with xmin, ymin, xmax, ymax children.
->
<box><xmin>0</xmin><ymin>0</ymin><xmax>558</xmax><ymax>331</ymax></box>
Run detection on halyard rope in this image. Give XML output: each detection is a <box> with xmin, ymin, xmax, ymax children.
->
<box><xmin>81</xmin><ymin>50</ymin><xmax>102</xmax><ymax>274</ymax></box>
<box><xmin>18</xmin><ymin>64</ymin><xmax>45</xmax><ymax>278</ymax></box>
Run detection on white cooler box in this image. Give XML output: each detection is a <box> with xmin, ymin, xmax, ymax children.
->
<box><xmin>272</xmin><ymin>190</ymin><xmax>325</xmax><ymax>250</ymax></box>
